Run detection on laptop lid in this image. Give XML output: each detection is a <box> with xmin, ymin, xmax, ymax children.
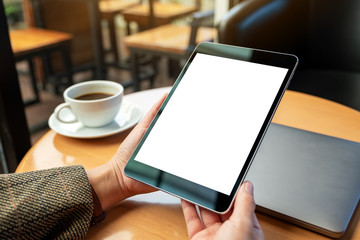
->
<box><xmin>246</xmin><ymin>123</ymin><xmax>360</xmax><ymax>238</ymax></box>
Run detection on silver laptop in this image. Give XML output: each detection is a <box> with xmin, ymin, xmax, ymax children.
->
<box><xmin>246</xmin><ymin>123</ymin><xmax>360</xmax><ymax>238</ymax></box>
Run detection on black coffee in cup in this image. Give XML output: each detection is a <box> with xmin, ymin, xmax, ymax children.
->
<box><xmin>75</xmin><ymin>93</ymin><xmax>113</xmax><ymax>101</ymax></box>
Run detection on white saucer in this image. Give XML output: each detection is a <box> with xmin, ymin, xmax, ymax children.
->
<box><xmin>48</xmin><ymin>100</ymin><xmax>143</xmax><ymax>139</ymax></box>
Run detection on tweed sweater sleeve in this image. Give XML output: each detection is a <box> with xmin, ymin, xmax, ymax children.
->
<box><xmin>0</xmin><ymin>165</ymin><xmax>93</xmax><ymax>240</ymax></box>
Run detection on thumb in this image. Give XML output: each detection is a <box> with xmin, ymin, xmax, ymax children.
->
<box><xmin>231</xmin><ymin>181</ymin><xmax>256</xmax><ymax>222</ymax></box>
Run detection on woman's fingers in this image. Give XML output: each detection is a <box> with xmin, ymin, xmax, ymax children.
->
<box><xmin>181</xmin><ymin>200</ymin><xmax>204</xmax><ymax>238</ymax></box>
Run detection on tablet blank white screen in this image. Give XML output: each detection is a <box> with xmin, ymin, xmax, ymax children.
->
<box><xmin>135</xmin><ymin>53</ymin><xmax>288</xmax><ymax>195</ymax></box>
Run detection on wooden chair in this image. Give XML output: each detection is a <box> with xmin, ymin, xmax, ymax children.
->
<box><xmin>0</xmin><ymin>1</ymin><xmax>32</xmax><ymax>173</ymax></box>
<box><xmin>25</xmin><ymin>0</ymin><xmax>106</xmax><ymax>84</ymax></box>
<box><xmin>123</xmin><ymin>10</ymin><xmax>216</xmax><ymax>91</ymax></box>
<box><xmin>99</xmin><ymin>0</ymin><xmax>141</xmax><ymax>65</ymax></box>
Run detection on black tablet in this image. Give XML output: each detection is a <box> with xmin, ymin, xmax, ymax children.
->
<box><xmin>125</xmin><ymin>42</ymin><xmax>298</xmax><ymax>213</ymax></box>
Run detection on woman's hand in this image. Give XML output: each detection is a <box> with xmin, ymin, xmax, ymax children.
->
<box><xmin>182</xmin><ymin>181</ymin><xmax>264</xmax><ymax>240</ymax></box>
<box><xmin>87</xmin><ymin>94</ymin><xmax>167</xmax><ymax>210</ymax></box>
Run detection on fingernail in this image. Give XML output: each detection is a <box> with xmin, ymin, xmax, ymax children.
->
<box><xmin>241</xmin><ymin>181</ymin><xmax>254</xmax><ymax>194</ymax></box>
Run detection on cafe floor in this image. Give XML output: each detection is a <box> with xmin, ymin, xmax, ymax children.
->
<box><xmin>18</xmin><ymin>57</ymin><xmax>174</xmax><ymax>145</ymax></box>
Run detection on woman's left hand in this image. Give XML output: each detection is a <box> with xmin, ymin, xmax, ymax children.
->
<box><xmin>87</xmin><ymin>94</ymin><xmax>167</xmax><ymax>210</ymax></box>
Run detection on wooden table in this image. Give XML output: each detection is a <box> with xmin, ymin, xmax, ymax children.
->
<box><xmin>122</xmin><ymin>1</ymin><xmax>199</xmax><ymax>30</ymax></box>
<box><xmin>17</xmin><ymin>88</ymin><xmax>360</xmax><ymax>239</ymax></box>
<box><xmin>10</xmin><ymin>27</ymin><xmax>73</xmax><ymax>105</ymax></box>
<box><xmin>99</xmin><ymin>0</ymin><xmax>139</xmax><ymax>16</ymax></box>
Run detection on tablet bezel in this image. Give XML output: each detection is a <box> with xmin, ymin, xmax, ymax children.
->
<box><xmin>125</xmin><ymin>42</ymin><xmax>298</xmax><ymax>213</ymax></box>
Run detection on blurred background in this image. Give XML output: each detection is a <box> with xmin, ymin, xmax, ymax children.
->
<box><xmin>2</xmin><ymin>0</ymin><xmax>360</xmax><ymax>167</ymax></box>
<box><xmin>4</xmin><ymin>0</ymin><xmax>217</xmax><ymax>144</ymax></box>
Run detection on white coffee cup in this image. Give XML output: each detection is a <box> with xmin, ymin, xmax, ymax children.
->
<box><xmin>54</xmin><ymin>80</ymin><xmax>124</xmax><ymax>127</ymax></box>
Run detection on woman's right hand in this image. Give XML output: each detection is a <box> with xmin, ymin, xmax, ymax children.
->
<box><xmin>182</xmin><ymin>181</ymin><xmax>264</xmax><ymax>240</ymax></box>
